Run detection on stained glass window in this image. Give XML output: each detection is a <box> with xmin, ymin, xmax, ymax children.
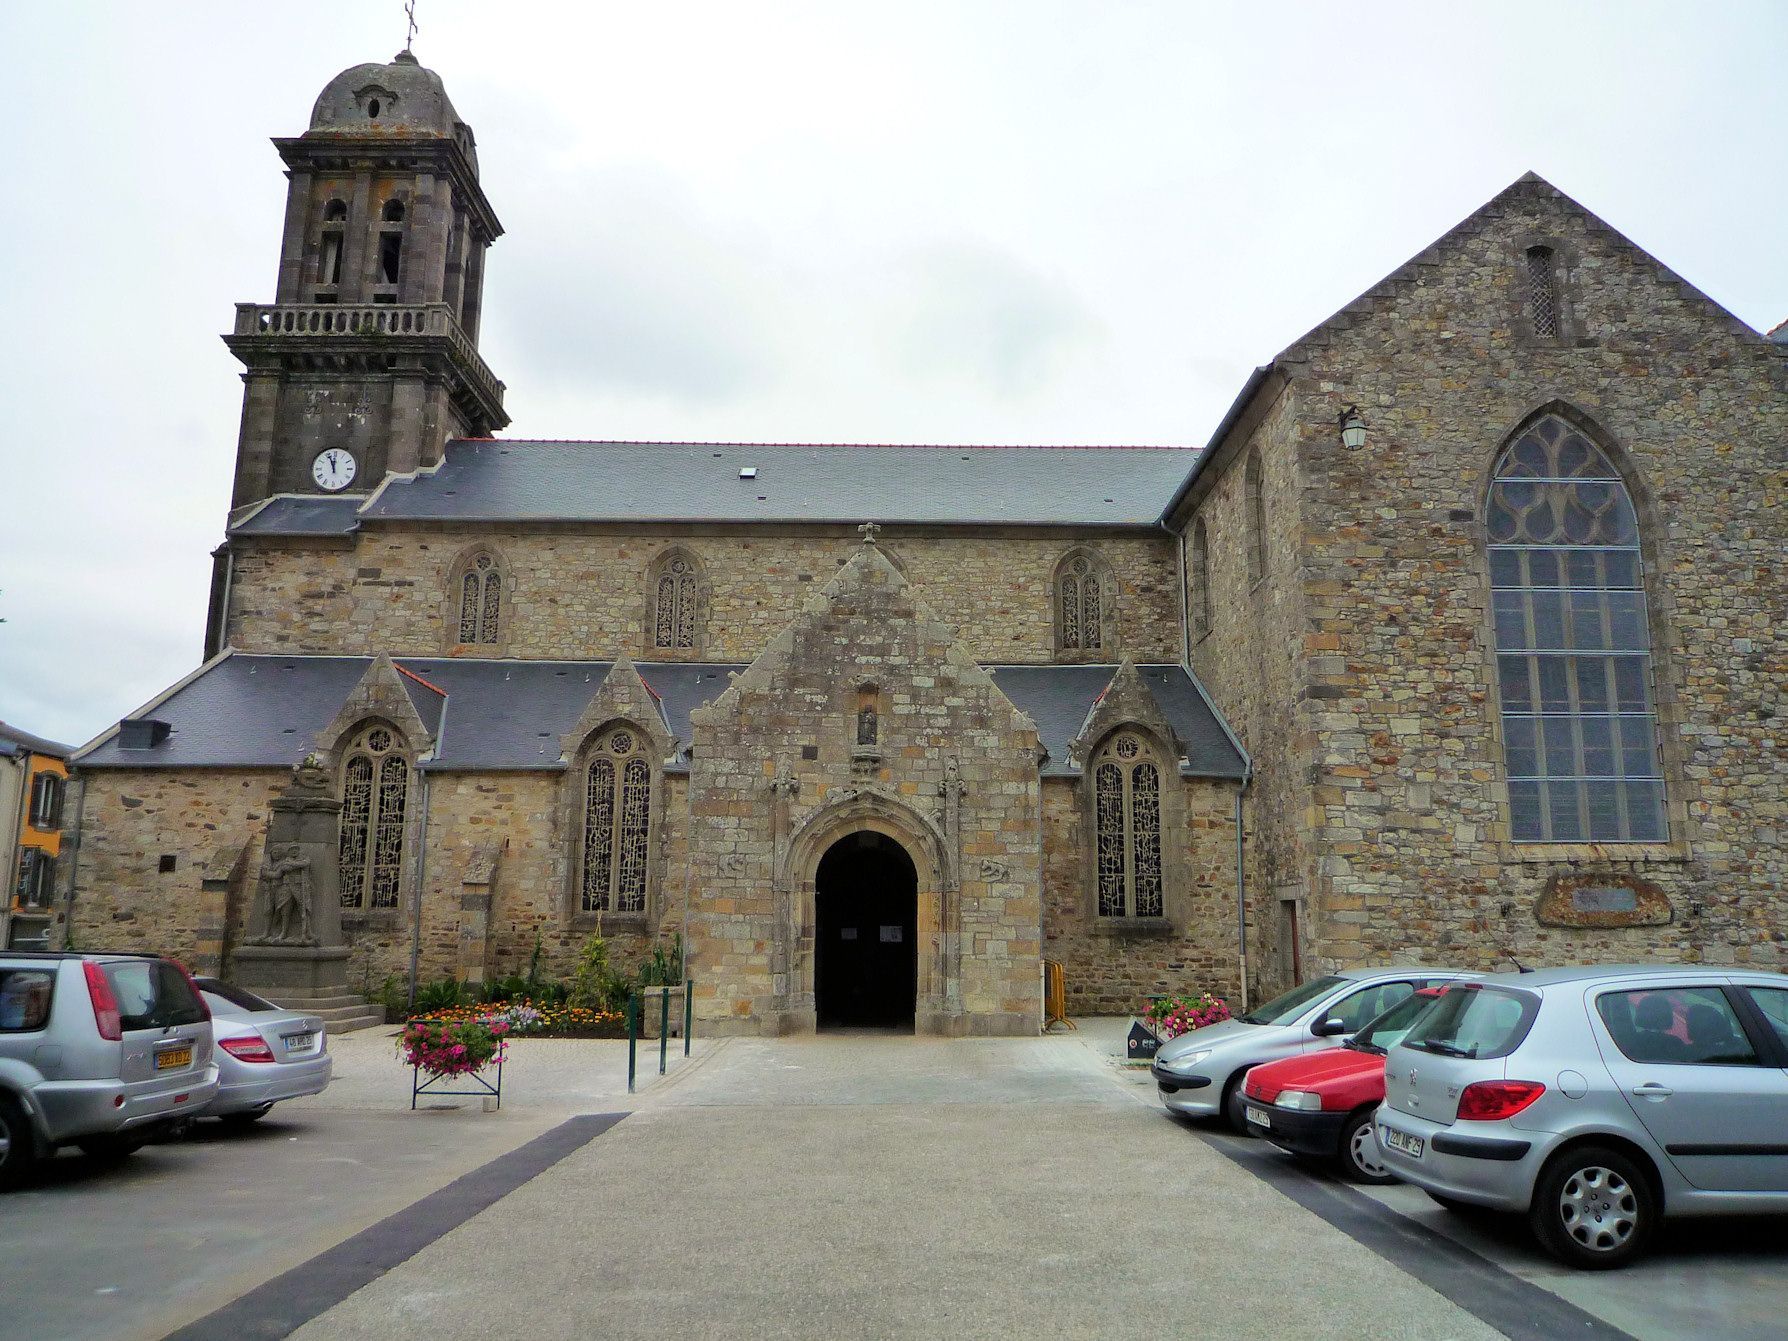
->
<box><xmin>1093</xmin><ymin>733</ymin><xmax>1166</xmax><ymax>918</ymax></box>
<box><xmin>581</xmin><ymin>727</ymin><xmax>653</xmax><ymax>914</ymax></box>
<box><xmin>1057</xmin><ymin>553</ymin><xmax>1103</xmax><ymax>651</ymax></box>
<box><xmin>1488</xmin><ymin>414</ymin><xmax>1664</xmax><ymax>841</ymax></box>
<box><xmin>338</xmin><ymin>724</ymin><xmax>407</xmax><ymax>910</ymax></box>
<box><xmin>653</xmin><ymin>553</ymin><xmax>699</xmax><ymax>649</ymax></box>
<box><xmin>456</xmin><ymin>552</ymin><xmax>502</xmax><ymax>644</ymax></box>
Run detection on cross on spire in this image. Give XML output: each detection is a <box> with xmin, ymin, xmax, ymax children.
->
<box><xmin>404</xmin><ymin>0</ymin><xmax>419</xmax><ymax>53</ymax></box>
<box><xmin>858</xmin><ymin>521</ymin><xmax>881</xmax><ymax>546</ymax></box>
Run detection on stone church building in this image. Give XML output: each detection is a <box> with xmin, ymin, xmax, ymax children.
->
<box><xmin>66</xmin><ymin>53</ymin><xmax>1787</xmax><ymax>1033</ymax></box>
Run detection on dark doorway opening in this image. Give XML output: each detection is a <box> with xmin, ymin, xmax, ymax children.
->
<box><xmin>815</xmin><ymin>831</ymin><xmax>917</xmax><ymax>1030</ymax></box>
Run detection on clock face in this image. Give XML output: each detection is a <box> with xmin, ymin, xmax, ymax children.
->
<box><xmin>312</xmin><ymin>449</ymin><xmax>357</xmax><ymax>492</ymax></box>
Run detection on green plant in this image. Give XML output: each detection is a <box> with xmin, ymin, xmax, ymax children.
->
<box><xmin>524</xmin><ymin>930</ymin><xmax>545</xmax><ymax>1000</ymax></box>
<box><xmin>566</xmin><ymin>929</ymin><xmax>631</xmax><ymax>1012</ymax></box>
<box><xmin>370</xmin><ymin>974</ymin><xmax>410</xmax><ymax>1015</ymax></box>
<box><xmin>638</xmin><ymin>932</ymin><xmax>685</xmax><ymax>988</ymax></box>
<box><xmin>414</xmin><ymin>977</ymin><xmax>466</xmax><ymax>1013</ymax></box>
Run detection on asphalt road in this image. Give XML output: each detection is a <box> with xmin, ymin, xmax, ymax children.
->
<box><xmin>0</xmin><ymin>1105</ymin><xmax>562</xmax><ymax>1341</ymax></box>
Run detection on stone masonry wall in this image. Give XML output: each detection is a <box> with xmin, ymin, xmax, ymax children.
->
<box><xmin>687</xmin><ymin>543</ymin><xmax>1044</xmax><ymax>1035</ymax></box>
<box><xmin>1184</xmin><ymin>384</ymin><xmax>1319</xmax><ymax>1000</ymax></box>
<box><xmin>225</xmin><ymin>529</ymin><xmax>1182</xmax><ymax>667</ymax></box>
<box><xmin>1278</xmin><ymin>177</ymin><xmax>1788</xmax><ymax>973</ymax></box>
<box><xmin>1041</xmin><ymin>776</ymin><xmax>1243</xmax><ymax>1015</ymax></box>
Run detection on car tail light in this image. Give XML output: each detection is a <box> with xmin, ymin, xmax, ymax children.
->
<box><xmin>220</xmin><ymin>1036</ymin><xmax>277</xmax><ymax>1064</ymax></box>
<box><xmin>83</xmin><ymin>961</ymin><xmax>123</xmax><ymax>1041</ymax></box>
<box><xmin>170</xmin><ymin>958</ymin><xmax>211</xmax><ymax>1021</ymax></box>
<box><xmin>1457</xmin><ymin>1080</ymin><xmax>1546</xmax><ymax>1121</ymax></box>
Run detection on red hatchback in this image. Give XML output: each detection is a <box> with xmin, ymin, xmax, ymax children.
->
<box><xmin>1241</xmin><ymin>987</ymin><xmax>1449</xmax><ymax>1183</ymax></box>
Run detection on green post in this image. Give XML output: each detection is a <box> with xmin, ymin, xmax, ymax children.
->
<box><xmin>659</xmin><ymin>987</ymin><xmax>670</xmax><ymax>1075</ymax></box>
<box><xmin>683</xmin><ymin>977</ymin><xmax>693</xmax><ymax>1056</ymax></box>
<box><xmin>626</xmin><ymin>992</ymin><xmax>638</xmax><ymax>1094</ymax></box>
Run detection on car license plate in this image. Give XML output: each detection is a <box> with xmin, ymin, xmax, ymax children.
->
<box><xmin>155</xmin><ymin>1045</ymin><xmax>193</xmax><ymax>1071</ymax></box>
<box><xmin>1382</xmin><ymin>1125</ymin><xmax>1423</xmax><ymax>1159</ymax></box>
<box><xmin>283</xmin><ymin>1032</ymin><xmax>317</xmax><ymax>1054</ymax></box>
<box><xmin>1245</xmin><ymin>1105</ymin><xmax>1272</xmax><ymax>1130</ymax></box>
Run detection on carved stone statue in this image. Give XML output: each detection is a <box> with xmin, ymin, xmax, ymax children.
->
<box><xmin>260</xmin><ymin>843</ymin><xmax>316</xmax><ymax>944</ymax></box>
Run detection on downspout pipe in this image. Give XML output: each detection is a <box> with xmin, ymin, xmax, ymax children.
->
<box><xmin>1234</xmin><ymin>767</ymin><xmax>1252</xmax><ymax>1013</ymax></box>
<box><xmin>59</xmin><ymin>775</ymin><xmax>88</xmax><ymax>950</ymax></box>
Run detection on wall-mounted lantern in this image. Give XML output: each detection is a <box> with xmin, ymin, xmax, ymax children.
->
<box><xmin>1339</xmin><ymin>405</ymin><xmax>1368</xmax><ymax>450</ymax></box>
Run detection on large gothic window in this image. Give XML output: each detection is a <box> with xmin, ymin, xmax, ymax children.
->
<box><xmin>1093</xmin><ymin>732</ymin><xmax>1165</xmax><ymax>919</ymax></box>
<box><xmin>454</xmin><ymin>550</ymin><xmax>503</xmax><ymax>645</ymax></box>
<box><xmin>650</xmin><ymin>550</ymin><xmax>701</xmax><ymax>651</ymax></box>
<box><xmin>1487</xmin><ymin>414</ymin><xmax>1665</xmax><ymax>842</ymax></box>
<box><xmin>1055</xmin><ymin>549</ymin><xmax>1110</xmax><ymax>654</ymax></box>
<box><xmin>338</xmin><ymin>723</ymin><xmax>409</xmax><ymax>911</ymax></box>
<box><xmin>1190</xmin><ymin>517</ymin><xmax>1211</xmax><ymax>640</ymax></box>
<box><xmin>581</xmin><ymin>726</ymin><xmax>653</xmax><ymax>915</ymax></box>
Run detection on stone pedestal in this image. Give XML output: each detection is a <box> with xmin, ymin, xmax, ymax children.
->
<box><xmin>232</xmin><ymin>943</ymin><xmax>354</xmax><ymax>994</ymax></box>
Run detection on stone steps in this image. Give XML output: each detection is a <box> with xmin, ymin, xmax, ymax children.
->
<box><xmin>243</xmin><ymin>986</ymin><xmax>389</xmax><ymax>1033</ymax></box>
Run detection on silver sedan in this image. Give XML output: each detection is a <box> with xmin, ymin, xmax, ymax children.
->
<box><xmin>1377</xmin><ymin>965</ymin><xmax>1788</xmax><ymax>1269</ymax></box>
<box><xmin>195</xmin><ymin>979</ymin><xmax>333</xmax><ymax>1124</ymax></box>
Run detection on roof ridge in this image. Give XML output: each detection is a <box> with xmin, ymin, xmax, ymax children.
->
<box><xmin>447</xmin><ymin>437</ymin><xmax>1199</xmax><ymax>452</ymax></box>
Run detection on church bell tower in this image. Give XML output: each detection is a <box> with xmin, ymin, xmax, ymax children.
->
<box><xmin>224</xmin><ymin>51</ymin><xmax>508</xmax><ymax>507</ymax></box>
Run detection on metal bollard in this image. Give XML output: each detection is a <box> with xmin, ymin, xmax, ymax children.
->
<box><xmin>626</xmin><ymin>992</ymin><xmax>638</xmax><ymax>1094</ymax></box>
<box><xmin>659</xmin><ymin>986</ymin><xmax>670</xmax><ymax>1075</ymax></box>
<box><xmin>684</xmin><ymin>977</ymin><xmax>693</xmax><ymax>1056</ymax></box>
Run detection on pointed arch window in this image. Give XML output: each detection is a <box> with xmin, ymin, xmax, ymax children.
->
<box><xmin>651</xmin><ymin>551</ymin><xmax>700</xmax><ymax>650</ymax></box>
<box><xmin>1055</xmin><ymin>550</ymin><xmax>1108</xmax><ymax>653</ymax></box>
<box><xmin>1093</xmin><ymin>732</ymin><xmax>1165</xmax><ymax>919</ymax></box>
<box><xmin>337</xmin><ymin>723</ymin><xmax>408</xmax><ymax>911</ymax></box>
<box><xmin>581</xmin><ymin>727</ymin><xmax>653</xmax><ymax>914</ymax></box>
<box><xmin>1245</xmin><ymin>449</ymin><xmax>1266</xmax><ymax>586</ymax></box>
<box><xmin>1190</xmin><ymin>517</ymin><xmax>1212</xmax><ymax>640</ymax></box>
<box><xmin>455</xmin><ymin>551</ymin><xmax>503</xmax><ymax>644</ymax></box>
<box><xmin>1488</xmin><ymin>414</ymin><xmax>1665</xmax><ymax>842</ymax></box>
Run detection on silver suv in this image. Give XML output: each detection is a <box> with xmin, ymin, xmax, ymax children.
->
<box><xmin>1376</xmin><ymin>965</ymin><xmax>1788</xmax><ymax>1269</ymax></box>
<box><xmin>0</xmin><ymin>951</ymin><xmax>218</xmax><ymax>1188</ymax></box>
<box><xmin>1152</xmin><ymin>968</ymin><xmax>1469</xmax><ymax>1131</ymax></box>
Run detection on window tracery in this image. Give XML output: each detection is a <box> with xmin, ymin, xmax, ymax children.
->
<box><xmin>581</xmin><ymin>727</ymin><xmax>653</xmax><ymax>914</ymax></box>
<box><xmin>1055</xmin><ymin>550</ymin><xmax>1108</xmax><ymax>653</ymax></box>
<box><xmin>1093</xmin><ymin>732</ymin><xmax>1165</xmax><ymax>919</ymax></box>
<box><xmin>337</xmin><ymin>723</ymin><xmax>407</xmax><ymax>911</ymax></box>
<box><xmin>1487</xmin><ymin>413</ymin><xmax>1665</xmax><ymax>842</ymax></box>
<box><xmin>651</xmin><ymin>551</ymin><xmax>700</xmax><ymax>651</ymax></box>
<box><xmin>455</xmin><ymin>550</ymin><xmax>503</xmax><ymax>644</ymax></box>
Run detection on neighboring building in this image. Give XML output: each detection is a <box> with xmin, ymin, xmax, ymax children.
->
<box><xmin>1</xmin><ymin>722</ymin><xmax>73</xmax><ymax>950</ymax></box>
<box><xmin>67</xmin><ymin>51</ymin><xmax>1787</xmax><ymax>1030</ymax></box>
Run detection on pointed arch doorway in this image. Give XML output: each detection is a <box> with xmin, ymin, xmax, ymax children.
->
<box><xmin>813</xmin><ymin>831</ymin><xmax>917</xmax><ymax>1030</ymax></box>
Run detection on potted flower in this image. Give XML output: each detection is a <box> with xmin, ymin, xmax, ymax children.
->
<box><xmin>399</xmin><ymin>1016</ymin><xmax>509</xmax><ymax>1080</ymax></box>
<box><xmin>1143</xmin><ymin>991</ymin><xmax>1232</xmax><ymax>1041</ymax></box>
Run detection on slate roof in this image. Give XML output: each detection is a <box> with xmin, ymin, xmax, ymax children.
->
<box><xmin>76</xmin><ymin>655</ymin><xmax>1246</xmax><ymax>780</ymax></box>
<box><xmin>230</xmin><ymin>440</ymin><xmax>1203</xmax><ymax>535</ymax></box>
<box><xmin>0</xmin><ymin>722</ymin><xmax>74</xmax><ymax>759</ymax></box>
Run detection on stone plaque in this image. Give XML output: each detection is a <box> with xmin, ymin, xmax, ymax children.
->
<box><xmin>1572</xmin><ymin>886</ymin><xmax>1639</xmax><ymax>914</ymax></box>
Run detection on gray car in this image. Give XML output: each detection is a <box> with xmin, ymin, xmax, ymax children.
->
<box><xmin>1152</xmin><ymin>967</ymin><xmax>1469</xmax><ymax>1131</ymax></box>
<box><xmin>0</xmin><ymin>951</ymin><xmax>218</xmax><ymax>1188</ymax></box>
<box><xmin>197</xmin><ymin>979</ymin><xmax>333</xmax><ymax>1123</ymax></box>
<box><xmin>1376</xmin><ymin>965</ymin><xmax>1788</xmax><ymax>1269</ymax></box>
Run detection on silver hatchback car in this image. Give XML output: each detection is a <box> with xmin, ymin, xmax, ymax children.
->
<box><xmin>1377</xmin><ymin>965</ymin><xmax>1788</xmax><ymax>1269</ymax></box>
<box><xmin>1152</xmin><ymin>967</ymin><xmax>1469</xmax><ymax>1131</ymax></box>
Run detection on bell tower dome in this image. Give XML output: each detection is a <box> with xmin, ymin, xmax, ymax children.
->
<box><xmin>224</xmin><ymin>51</ymin><xmax>508</xmax><ymax>507</ymax></box>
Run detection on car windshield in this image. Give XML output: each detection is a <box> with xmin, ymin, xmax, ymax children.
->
<box><xmin>197</xmin><ymin>978</ymin><xmax>279</xmax><ymax>1013</ymax></box>
<box><xmin>102</xmin><ymin>959</ymin><xmax>207</xmax><ymax>1031</ymax></box>
<box><xmin>1240</xmin><ymin>975</ymin><xmax>1345</xmax><ymax>1026</ymax></box>
<box><xmin>1401</xmin><ymin>984</ymin><xmax>1538</xmax><ymax>1061</ymax></box>
<box><xmin>1347</xmin><ymin>991</ymin><xmax>1442</xmax><ymax>1055</ymax></box>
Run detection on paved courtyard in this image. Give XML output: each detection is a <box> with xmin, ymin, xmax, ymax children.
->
<box><xmin>3</xmin><ymin>1024</ymin><xmax>1787</xmax><ymax>1340</ymax></box>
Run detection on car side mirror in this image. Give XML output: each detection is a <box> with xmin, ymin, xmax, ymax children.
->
<box><xmin>1312</xmin><ymin>1017</ymin><xmax>1349</xmax><ymax>1038</ymax></box>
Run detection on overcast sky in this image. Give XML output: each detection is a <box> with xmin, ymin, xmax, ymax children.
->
<box><xmin>2</xmin><ymin>2</ymin><xmax>1784</xmax><ymax>748</ymax></box>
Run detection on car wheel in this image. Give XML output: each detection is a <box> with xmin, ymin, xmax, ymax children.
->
<box><xmin>0</xmin><ymin>1095</ymin><xmax>38</xmax><ymax>1192</ymax></box>
<box><xmin>77</xmin><ymin>1132</ymin><xmax>149</xmax><ymax>1162</ymax></box>
<box><xmin>1222</xmin><ymin>1075</ymin><xmax>1253</xmax><ymax>1135</ymax></box>
<box><xmin>220</xmin><ymin>1107</ymin><xmax>271</xmax><ymax>1128</ymax></box>
<box><xmin>1338</xmin><ymin>1109</ymin><xmax>1395</xmax><ymax>1185</ymax></box>
<box><xmin>1529</xmin><ymin>1146</ymin><xmax>1655</xmax><ymax>1270</ymax></box>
